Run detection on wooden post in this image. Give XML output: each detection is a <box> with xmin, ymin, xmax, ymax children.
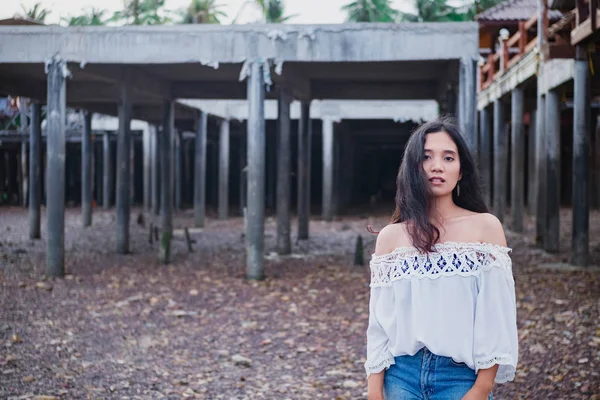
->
<box><xmin>151</xmin><ymin>125</ymin><xmax>160</xmax><ymax>215</ymax></box>
<box><xmin>116</xmin><ymin>85</ymin><xmax>132</xmax><ymax>254</ymax></box>
<box><xmin>160</xmin><ymin>101</ymin><xmax>174</xmax><ymax>264</ymax></box>
<box><xmin>480</xmin><ymin>107</ymin><xmax>492</xmax><ymax>207</ymax></box>
<box><xmin>29</xmin><ymin>102</ymin><xmax>41</xmax><ymax>239</ymax></box>
<box><xmin>82</xmin><ymin>111</ymin><xmax>93</xmax><ymax>227</ymax></box>
<box><xmin>143</xmin><ymin>125</ymin><xmax>151</xmax><ymax>212</ymax></box>
<box><xmin>297</xmin><ymin>101</ymin><xmax>311</xmax><ymax>240</ymax></box>
<box><xmin>322</xmin><ymin>117</ymin><xmax>334</xmax><ymax>221</ymax></box>
<box><xmin>510</xmin><ymin>87</ymin><xmax>525</xmax><ymax>232</ymax></box>
<box><xmin>194</xmin><ymin>112</ymin><xmax>207</xmax><ymax>228</ymax></box>
<box><xmin>21</xmin><ymin>139</ymin><xmax>27</xmax><ymax>207</ymax></box>
<box><xmin>174</xmin><ymin>130</ymin><xmax>182</xmax><ymax>211</ymax></box>
<box><xmin>518</xmin><ymin>22</ymin><xmax>527</xmax><ymax>55</ymax></box>
<box><xmin>45</xmin><ymin>56</ymin><xmax>68</xmax><ymax>278</ymax></box>
<box><xmin>103</xmin><ymin>132</ymin><xmax>112</xmax><ymax>208</ymax></box>
<box><xmin>545</xmin><ymin>89</ymin><xmax>560</xmax><ymax>253</ymax></box>
<box><xmin>246</xmin><ymin>60</ymin><xmax>266</xmax><ymax>280</ymax></box>
<box><xmin>218</xmin><ymin>119</ymin><xmax>230</xmax><ymax>219</ymax></box>
<box><xmin>493</xmin><ymin>99</ymin><xmax>507</xmax><ymax>222</ymax></box>
<box><xmin>527</xmin><ymin>109</ymin><xmax>537</xmax><ymax>215</ymax></box>
<box><xmin>572</xmin><ymin>45</ymin><xmax>590</xmax><ymax>265</ymax></box>
<box><xmin>535</xmin><ymin>91</ymin><xmax>547</xmax><ymax>246</ymax></box>
<box><xmin>276</xmin><ymin>90</ymin><xmax>292</xmax><ymax>255</ymax></box>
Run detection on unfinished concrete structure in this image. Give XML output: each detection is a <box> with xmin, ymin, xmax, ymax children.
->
<box><xmin>476</xmin><ymin>0</ymin><xmax>600</xmax><ymax>266</ymax></box>
<box><xmin>0</xmin><ymin>22</ymin><xmax>479</xmax><ymax>279</ymax></box>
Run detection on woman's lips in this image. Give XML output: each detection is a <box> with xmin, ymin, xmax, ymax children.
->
<box><xmin>429</xmin><ymin>177</ymin><xmax>445</xmax><ymax>185</ymax></box>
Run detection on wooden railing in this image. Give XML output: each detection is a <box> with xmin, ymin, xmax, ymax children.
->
<box><xmin>572</xmin><ymin>0</ymin><xmax>600</xmax><ymax>45</ymax></box>
<box><xmin>479</xmin><ymin>13</ymin><xmax>540</xmax><ymax>91</ymax></box>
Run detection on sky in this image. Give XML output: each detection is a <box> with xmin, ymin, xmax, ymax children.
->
<box><xmin>2</xmin><ymin>0</ymin><xmax>423</xmax><ymax>25</ymax></box>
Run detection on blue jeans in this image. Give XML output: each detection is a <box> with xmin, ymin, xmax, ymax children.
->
<box><xmin>384</xmin><ymin>348</ymin><xmax>493</xmax><ymax>400</ymax></box>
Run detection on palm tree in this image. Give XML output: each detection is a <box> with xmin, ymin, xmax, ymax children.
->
<box><xmin>21</xmin><ymin>2</ymin><xmax>50</xmax><ymax>22</ymax></box>
<box><xmin>111</xmin><ymin>0</ymin><xmax>170</xmax><ymax>25</ymax></box>
<box><xmin>341</xmin><ymin>0</ymin><xmax>398</xmax><ymax>23</ymax></box>
<box><xmin>62</xmin><ymin>8</ymin><xmax>108</xmax><ymax>26</ymax></box>
<box><xmin>255</xmin><ymin>0</ymin><xmax>297</xmax><ymax>23</ymax></box>
<box><xmin>180</xmin><ymin>0</ymin><xmax>226</xmax><ymax>24</ymax></box>
<box><xmin>398</xmin><ymin>0</ymin><xmax>462</xmax><ymax>22</ymax></box>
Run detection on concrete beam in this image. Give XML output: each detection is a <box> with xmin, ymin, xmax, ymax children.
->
<box><xmin>538</xmin><ymin>59</ymin><xmax>575</xmax><ymax>93</ymax></box>
<box><xmin>218</xmin><ymin>119</ymin><xmax>230</xmax><ymax>219</ymax></box>
<box><xmin>311</xmin><ymin>80</ymin><xmax>438</xmax><ymax>100</ymax></box>
<box><xmin>477</xmin><ymin>51</ymin><xmax>538</xmax><ymax>110</ymax></box>
<box><xmin>545</xmin><ymin>89</ymin><xmax>561</xmax><ymax>253</ymax></box>
<box><xmin>116</xmin><ymin>85</ymin><xmax>132</xmax><ymax>254</ymax></box>
<box><xmin>510</xmin><ymin>87</ymin><xmax>525</xmax><ymax>232</ymax></box>
<box><xmin>75</xmin><ymin>65</ymin><xmax>170</xmax><ymax>100</ymax></box>
<box><xmin>0</xmin><ymin>24</ymin><xmax>479</xmax><ymax>63</ymax></box>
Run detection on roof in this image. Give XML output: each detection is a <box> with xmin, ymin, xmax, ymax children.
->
<box><xmin>476</xmin><ymin>0</ymin><xmax>562</xmax><ymax>21</ymax></box>
<box><xmin>0</xmin><ymin>16</ymin><xmax>45</xmax><ymax>26</ymax></box>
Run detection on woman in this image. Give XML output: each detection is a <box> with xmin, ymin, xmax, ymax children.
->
<box><xmin>365</xmin><ymin>116</ymin><xmax>518</xmax><ymax>400</ymax></box>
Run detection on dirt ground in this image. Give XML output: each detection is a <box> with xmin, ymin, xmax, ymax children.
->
<box><xmin>0</xmin><ymin>206</ymin><xmax>599</xmax><ymax>399</ymax></box>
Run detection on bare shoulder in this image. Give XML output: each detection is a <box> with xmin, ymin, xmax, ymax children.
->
<box><xmin>473</xmin><ymin>213</ymin><xmax>507</xmax><ymax>247</ymax></box>
<box><xmin>374</xmin><ymin>223</ymin><xmax>411</xmax><ymax>256</ymax></box>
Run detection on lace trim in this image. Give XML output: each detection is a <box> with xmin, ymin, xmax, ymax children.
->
<box><xmin>364</xmin><ymin>356</ymin><xmax>395</xmax><ymax>377</ymax></box>
<box><xmin>369</xmin><ymin>242</ymin><xmax>513</xmax><ymax>287</ymax></box>
<box><xmin>476</xmin><ymin>355</ymin><xmax>515</xmax><ymax>384</ymax></box>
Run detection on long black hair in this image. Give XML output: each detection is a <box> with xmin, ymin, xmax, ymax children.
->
<box><xmin>388</xmin><ymin>115</ymin><xmax>488</xmax><ymax>253</ymax></box>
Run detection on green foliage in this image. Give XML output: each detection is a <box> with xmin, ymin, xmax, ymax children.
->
<box><xmin>21</xmin><ymin>2</ymin><xmax>50</xmax><ymax>22</ymax></box>
<box><xmin>342</xmin><ymin>0</ymin><xmax>399</xmax><ymax>22</ymax></box>
<box><xmin>180</xmin><ymin>0</ymin><xmax>226</xmax><ymax>24</ymax></box>
<box><xmin>62</xmin><ymin>8</ymin><xmax>108</xmax><ymax>26</ymax></box>
<box><xmin>398</xmin><ymin>0</ymin><xmax>465</xmax><ymax>22</ymax></box>
<box><xmin>255</xmin><ymin>0</ymin><xmax>297</xmax><ymax>23</ymax></box>
<box><xmin>110</xmin><ymin>0</ymin><xmax>171</xmax><ymax>25</ymax></box>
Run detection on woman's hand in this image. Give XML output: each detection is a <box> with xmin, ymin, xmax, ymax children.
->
<box><xmin>461</xmin><ymin>382</ymin><xmax>492</xmax><ymax>400</ymax></box>
<box><xmin>367</xmin><ymin>371</ymin><xmax>385</xmax><ymax>400</ymax></box>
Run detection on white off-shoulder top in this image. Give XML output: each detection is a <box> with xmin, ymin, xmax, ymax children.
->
<box><xmin>365</xmin><ymin>242</ymin><xmax>518</xmax><ymax>384</ymax></box>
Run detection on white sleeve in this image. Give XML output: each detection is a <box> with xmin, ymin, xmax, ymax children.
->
<box><xmin>364</xmin><ymin>286</ymin><xmax>395</xmax><ymax>377</ymax></box>
<box><xmin>473</xmin><ymin>259</ymin><xmax>519</xmax><ymax>383</ymax></box>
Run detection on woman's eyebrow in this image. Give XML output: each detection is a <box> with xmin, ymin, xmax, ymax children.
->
<box><xmin>423</xmin><ymin>149</ymin><xmax>457</xmax><ymax>155</ymax></box>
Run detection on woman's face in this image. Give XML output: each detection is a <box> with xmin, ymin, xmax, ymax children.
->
<box><xmin>422</xmin><ymin>130</ymin><xmax>461</xmax><ymax>198</ymax></box>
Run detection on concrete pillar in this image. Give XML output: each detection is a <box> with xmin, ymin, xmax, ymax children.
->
<box><xmin>116</xmin><ymin>86</ymin><xmax>132</xmax><ymax>254</ymax></box>
<box><xmin>160</xmin><ymin>101</ymin><xmax>174</xmax><ymax>264</ymax></box>
<box><xmin>493</xmin><ymin>99</ymin><xmax>507</xmax><ymax>222</ymax></box>
<box><xmin>194</xmin><ymin>112</ymin><xmax>207</xmax><ymax>228</ymax></box>
<box><xmin>151</xmin><ymin>125</ymin><xmax>160</xmax><ymax>215</ymax></box>
<box><xmin>45</xmin><ymin>57</ymin><xmax>67</xmax><ymax>278</ymax></box>
<box><xmin>174</xmin><ymin>131</ymin><xmax>182</xmax><ymax>211</ymax></box>
<box><xmin>29</xmin><ymin>102</ymin><xmax>41</xmax><ymax>239</ymax></box>
<box><xmin>535</xmin><ymin>92</ymin><xmax>547</xmax><ymax>246</ymax></box>
<box><xmin>527</xmin><ymin>109</ymin><xmax>537</xmax><ymax>215</ymax></box>
<box><xmin>322</xmin><ymin>117</ymin><xmax>334</xmax><ymax>221</ymax></box>
<box><xmin>510</xmin><ymin>87</ymin><xmax>525</xmax><ymax>232</ymax></box>
<box><xmin>218</xmin><ymin>119</ymin><xmax>230</xmax><ymax>219</ymax></box>
<box><xmin>103</xmin><ymin>132</ymin><xmax>112</xmax><ymax>209</ymax></box>
<box><xmin>247</xmin><ymin>61</ymin><xmax>266</xmax><ymax>280</ymax></box>
<box><xmin>276</xmin><ymin>90</ymin><xmax>292</xmax><ymax>255</ymax></box>
<box><xmin>479</xmin><ymin>107</ymin><xmax>492</xmax><ymax>207</ymax></box>
<box><xmin>82</xmin><ymin>111</ymin><xmax>93</xmax><ymax>227</ymax></box>
<box><xmin>297</xmin><ymin>101</ymin><xmax>311</xmax><ymax>240</ymax></box>
<box><xmin>545</xmin><ymin>89</ymin><xmax>560</xmax><ymax>253</ymax></box>
<box><xmin>143</xmin><ymin>126</ymin><xmax>151</xmax><ymax>212</ymax></box>
<box><xmin>572</xmin><ymin>46</ymin><xmax>590</xmax><ymax>266</ymax></box>
<box><xmin>459</xmin><ymin>57</ymin><xmax>478</xmax><ymax>153</ymax></box>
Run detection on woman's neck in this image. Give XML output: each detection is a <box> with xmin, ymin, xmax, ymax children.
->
<box><xmin>430</xmin><ymin>194</ymin><xmax>458</xmax><ymax>223</ymax></box>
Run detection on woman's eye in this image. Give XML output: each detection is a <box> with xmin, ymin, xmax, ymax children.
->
<box><xmin>445</xmin><ymin>157</ymin><xmax>454</xmax><ymax>162</ymax></box>
<box><xmin>424</xmin><ymin>155</ymin><xmax>431</xmax><ymax>160</ymax></box>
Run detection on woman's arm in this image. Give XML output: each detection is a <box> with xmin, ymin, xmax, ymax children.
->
<box><xmin>463</xmin><ymin>213</ymin><xmax>511</xmax><ymax>400</ymax></box>
<box><xmin>367</xmin><ymin>371</ymin><xmax>385</xmax><ymax>400</ymax></box>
